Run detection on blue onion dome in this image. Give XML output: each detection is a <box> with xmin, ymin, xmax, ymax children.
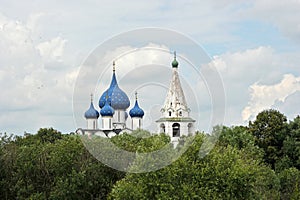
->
<box><xmin>100</xmin><ymin>99</ymin><xmax>115</xmax><ymax>117</ymax></box>
<box><xmin>84</xmin><ymin>101</ymin><xmax>99</xmax><ymax>119</ymax></box>
<box><xmin>99</xmin><ymin>62</ymin><xmax>130</xmax><ymax>110</ymax></box>
<box><xmin>129</xmin><ymin>92</ymin><xmax>144</xmax><ymax>118</ymax></box>
<box><xmin>172</xmin><ymin>51</ymin><xmax>178</xmax><ymax>68</ymax></box>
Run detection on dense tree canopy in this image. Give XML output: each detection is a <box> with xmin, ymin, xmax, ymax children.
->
<box><xmin>0</xmin><ymin>109</ymin><xmax>300</xmax><ymax>199</ymax></box>
<box><xmin>0</xmin><ymin>129</ymin><xmax>124</xmax><ymax>200</ymax></box>
<box><xmin>283</xmin><ymin>116</ymin><xmax>300</xmax><ymax>170</ymax></box>
<box><xmin>109</xmin><ymin>134</ymin><xmax>279</xmax><ymax>200</ymax></box>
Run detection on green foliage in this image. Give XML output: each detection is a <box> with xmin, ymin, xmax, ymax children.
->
<box><xmin>2</xmin><ymin>110</ymin><xmax>300</xmax><ymax>200</ymax></box>
<box><xmin>0</xmin><ymin>132</ymin><xmax>14</xmax><ymax>147</ymax></box>
<box><xmin>81</xmin><ymin>130</ymin><xmax>172</xmax><ymax>173</ymax></box>
<box><xmin>0</xmin><ymin>128</ymin><xmax>124</xmax><ymax>200</ymax></box>
<box><xmin>218</xmin><ymin>126</ymin><xmax>253</xmax><ymax>148</ymax></box>
<box><xmin>279</xmin><ymin>168</ymin><xmax>300</xmax><ymax>199</ymax></box>
<box><xmin>249</xmin><ymin>109</ymin><xmax>288</xmax><ymax>169</ymax></box>
<box><xmin>0</xmin><ymin>132</ymin><xmax>18</xmax><ymax>199</ymax></box>
<box><xmin>281</xmin><ymin>116</ymin><xmax>300</xmax><ymax>170</ymax></box>
<box><xmin>111</xmin><ymin>130</ymin><xmax>170</xmax><ymax>153</ymax></box>
<box><xmin>108</xmin><ymin>133</ymin><xmax>279</xmax><ymax>200</ymax></box>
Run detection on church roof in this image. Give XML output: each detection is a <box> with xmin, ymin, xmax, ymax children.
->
<box><xmin>84</xmin><ymin>101</ymin><xmax>99</xmax><ymax>119</ymax></box>
<box><xmin>163</xmin><ymin>52</ymin><xmax>189</xmax><ymax>112</ymax></box>
<box><xmin>99</xmin><ymin>62</ymin><xmax>130</xmax><ymax>110</ymax></box>
<box><xmin>100</xmin><ymin>99</ymin><xmax>115</xmax><ymax>117</ymax></box>
<box><xmin>129</xmin><ymin>93</ymin><xmax>144</xmax><ymax>118</ymax></box>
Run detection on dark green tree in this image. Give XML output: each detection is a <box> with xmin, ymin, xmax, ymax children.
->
<box><xmin>249</xmin><ymin>109</ymin><xmax>288</xmax><ymax>169</ymax></box>
<box><xmin>281</xmin><ymin>116</ymin><xmax>300</xmax><ymax>170</ymax></box>
<box><xmin>279</xmin><ymin>167</ymin><xmax>300</xmax><ymax>199</ymax></box>
<box><xmin>0</xmin><ymin>128</ymin><xmax>124</xmax><ymax>200</ymax></box>
<box><xmin>217</xmin><ymin>125</ymin><xmax>259</xmax><ymax>149</ymax></box>
<box><xmin>0</xmin><ymin>132</ymin><xmax>17</xmax><ymax>200</ymax></box>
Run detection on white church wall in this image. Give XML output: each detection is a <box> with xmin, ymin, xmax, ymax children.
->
<box><xmin>87</xmin><ymin>119</ymin><xmax>97</xmax><ymax>129</ymax></box>
<box><xmin>131</xmin><ymin>117</ymin><xmax>142</xmax><ymax>130</ymax></box>
<box><xmin>102</xmin><ymin>117</ymin><xmax>112</xmax><ymax>130</ymax></box>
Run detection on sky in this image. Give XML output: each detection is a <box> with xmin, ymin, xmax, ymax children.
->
<box><xmin>0</xmin><ymin>0</ymin><xmax>300</xmax><ymax>135</ymax></box>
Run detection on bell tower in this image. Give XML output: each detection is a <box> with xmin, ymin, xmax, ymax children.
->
<box><xmin>156</xmin><ymin>52</ymin><xmax>195</xmax><ymax>139</ymax></box>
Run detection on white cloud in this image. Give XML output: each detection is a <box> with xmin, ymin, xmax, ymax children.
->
<box><xmin>209</xmin><ymin>46</ymin><xmax>276</xmax><ymax>82</ymax></box>
<box><xmin>274</xmin><ymin>91</ymin><xmax>300</xmax><ymax>119</ymax></box>
<box><xmin>205</xmin><ymin>46</ymin><xmax>300</xmax><ymax>125</ymax></box>
<box><xmin>26</xmin><ymin>12</ymin><xmax>45</xmax><ymax>31</ymax></box>
<box><xmin>242</xmin><ymin>74</ymin><xmax>300</xmax><ymax>121</ymax></box>
<box><xmin>1</xmin><ymin>0</ymin><xmax>300</xmax><ymax>134</ymax></box>
<box><xmin>36</xmin><ymin>37</ymin><xmax>67</xmax><ymax>62</ymax></box>
<box><xmin>0</xmin><ymin>12</ymin><xmax>77</xmax><ymax>134</ymax></box>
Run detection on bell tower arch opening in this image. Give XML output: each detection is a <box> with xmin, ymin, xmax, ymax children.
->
<box><xmin>160</xmin><ymin>123</ymin><xmax>166</xmax><ymax>133</ymax></box>
<box><xmin>188</xmin><ymin>123</ymin><xmax>193</xmax><ymax>135</ymax></box>
<box><xmin>172</xmin><ymin>123</ymin><xmax>180</xmax><ymax>137</ymax></box>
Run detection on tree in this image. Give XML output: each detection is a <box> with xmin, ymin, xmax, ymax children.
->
<box><xmin>217</xmin><ymin>125</ymin><xmax>260</xmax><ymax>149</ymax></box>
<box><xmin>108</xmin><ymin>133</ymin><xmax>280</xmax><ymax>200</ymax></box>
<box><xmin>0</xmin><ymin>132</ymin><xmax>17</xmax><ymax>200</ymax></box>
<box><xmin>249</xmin><ymin>109</ymin><xmax>288</xmax><ymax>169</ymax></box>
<box><xmin>281</xmin><ymin>116</ymin><xmax>300</xmax><ymax>170</ymax></box>
<box><xmin>279</xmin><ymin>168</ymin><xmax>300</xmax><ymax>199</ymax></box>
<box><xmin>0</xmin><ymin>128</ymin><xmax>124</xmax><ymax>200</ymax></box>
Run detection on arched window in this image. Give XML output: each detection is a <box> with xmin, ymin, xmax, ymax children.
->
<box><xmin>179</xmin><ymin>111</ymin><xmax>182</xmax><ymax>116</ymax></box>
<box><xmin>169</xmin><ymin>111</ymin><xmax>172</xmax><ymax>117</ymax></box>
<box><xmin>160</xmin><ymin>123</ymin><xmax>165</xmax><ymax>133</ymax></box>
<box><xmin>172</xmin><ymin>123</ymin><xmax>180</xmax><ymax>137</ymax></box>
<box><xmin>188</xmin><ymin>123</ymin><xmax>193</xmax><ymax>135</ymax></box>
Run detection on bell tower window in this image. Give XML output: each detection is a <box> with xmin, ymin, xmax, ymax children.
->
<box><xmin>172</xmin><ymin>123</ymin><xmax>180</xmax><ymax>137</ymax></box>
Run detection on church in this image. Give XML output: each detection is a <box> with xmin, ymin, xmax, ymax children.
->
<box><xmin>76</xmin><ymin>52</ymin><xmax>195</xmax><ymax>140</ymax></box>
